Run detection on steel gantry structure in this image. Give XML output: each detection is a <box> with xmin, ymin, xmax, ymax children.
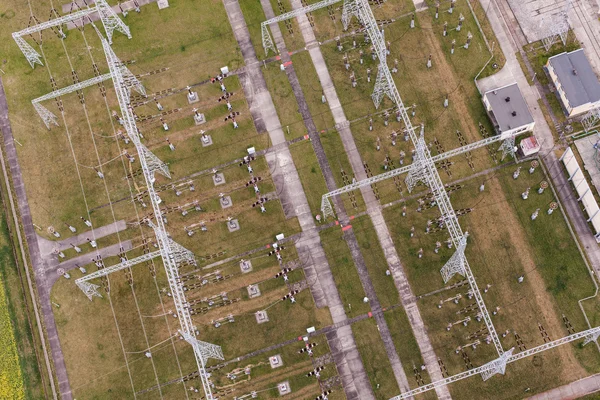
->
<box><xmin>31</xmin><ymin>73</ymin><xmax>112</xmax><ymax>129</ymax></box>
<box><xmin>13</xmin><ymin>0</ymin><xmax>131</xmax><ymax>68</ymax></box>
<box><xmin>261</xmin><ymin>0</ymin><xmax>342</xmax><ymax>54</ymax></box>
<box><xmin>75</xmin><ymin>251</ymin><xmax>162</xmax><ymax>300</ymax></box>
<box><xmin>97</xmin><ymin>33</ymin><xmax>223</xmax><ymax>399</ymax></box>
<box><xmin>389</xmin><ymin>326</ymin><xmax>600</xmax><ymax>399</ymax></box>
<box><xmin>320</xmin><ymin>130</ymin><xmax>526</xmax><ymax>217</ymax></box>
<box><xmin>340</xmin><ymin>0</ymin><xmax>506</xmax><ymax>357</ymax></box>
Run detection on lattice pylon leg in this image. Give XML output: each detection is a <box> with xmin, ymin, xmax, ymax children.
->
<box><xmin>76</xmin><ymin>280</ymin><xmax>102</xmax><ymax>301</ymax></box>
<box><xmin>33</xmin><ymin>103</ymin><xmax>59</xmax><ymax>129</ymax></box>
<box><xmin>341</xmin><ymin>0</ymin><xmax>359</xmax><ymax>31</ymax></box>
<box><xmin>167</xmin><ymin>237</ymin><xmax>196</xmax><ymax>267</ymax></box>
<box><xmin>12</xmin><ymin>34</ymin><xmax>43</xmax><ymax>68</ymax></box>
<box><xmin>498</xmin><ymin>136</ymin><xmax>515</xmax><ymax>160</ymax></box>
<box><xmin>181</xmin><ymin>331</ymin><xmax>224</xmax><ymax>362</ymax></box>
<box><xmin>404</xmin><ymin>161</ymin><xmax>426</xmax><ymax>193</ymax></box>
<box><xmin>405</xmin><ymin>126</ymin><xmax>428</xmax><ymax>192</ymax></box>
<box><xmin>582</xmin><ymin>108</ymin><xmax>600</xmax><ymax>132</ymax></box>
<box><xmin>121</xmin><ymin>66</ymin><xmax>146</xmax><ymax>96</ymax></box>
<box><xmin>321</xmin><ymin>195</ymin><xmax>335</xmax><ymax>219</ymax></box>
<box><xmin>559</xmin><ymin>28</ymin><xmax>568</xmax><ymax>46</ymax></box>
<box><xmin>139</xmin><ymin>144</ymin><xmax>171</xmax><ymax>179</ymax></box>
<box><xmin>96</xmin><ymin>0</ymin><xmax>131</xmax><ymax>44</ymax></box>
<box><xmin>583</xmin><ymin>330</ymin><xmax>600</xmax><ymax>346</ymax></box>
<box><xmin>440</xmin><ymin>233</ymin><xmax>468</xmax><ymax>283</ymax></box>
<box><xmin>372</xmin><ymin>65</ymin><xmax>393</xmax><ymax>109</ymax></box>
<box><xmin>480</xmin><ymin>348</ymin><xmax>514</xmax><ymax>381</ymax></box>
<box><xmin>261</xmin><ymin>24</ymin><xmax>276</xmax><ymax>55</ymax></box>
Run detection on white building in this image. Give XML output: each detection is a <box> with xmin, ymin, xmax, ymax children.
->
<box><xmin>482</xmin><ymin>83</ymin><xmax>535</xmax><ymax>137</ymax></box>
<box><xmin>546</xmin><ymin>49</ymin><xmax>600</xmax><ymax>117</ymax></box>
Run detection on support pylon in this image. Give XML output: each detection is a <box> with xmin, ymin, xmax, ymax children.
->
<box><xmin>498</xmin><ymin>136</ymin><xmax>515</xmax><ymax>160</ymax></box>
<box><xmin>321</xmin><ymin>195</ymin><xmax>335</xmax><ymax>219</ymax></box>
<box><xmin>76</xmin><ymin>280</ymin><xmax>102</xmax><ymax>301</ymax></box>
<box><xmin>405</xmin><ymin>125</ymin><xmax>428</xmax><ymax>192</ymax></box>
<box><xmin>96</xmin><ymin>0</ymin><xmax>132</xmax><ymax>44</ymax></box>
<box><xmin>583</xmin><ymin>329</ymin><xmax>600</xmax><ymax>346</ymax></box>
<box><xmin>480</xmin><ymin>348</ymin><xmax>514</xmax><ymax>381</ymax></box>
<box><xmin>440</xmin><ymin>233</ymin><xmax>468</xmax><ymax>283</ymax></box>
<box><xmin>12</xmin><ymin>33</ymin><xmax>43</xmax><ymax>68</ymax></box>
<box><xmin>167</xmin><ymin>237</ymin><xmax>196</xmax><ymax>266</ymax></box>
<box><xmin>341</xmin><ymin>0</ymin><xmax>359</xmax><ymax>30</ymax></box>
<box><xmin>139</xmin><ymin>144</ymin><xmax>171</xmax><ymax>179</ymax></box>
<box><xmin>261</xmin><ymin>24</ymin><xmax>276</xmax><ymax>55</ymax></box>
<box><xmin>33</xmin><ymin>103</ymin><xmax>59</xmax><ymax>129</ymax></box>
<box><xmin>372</xmin><ymin>65</ymin><xmax>393</xmax><ymax>109</ymax></box>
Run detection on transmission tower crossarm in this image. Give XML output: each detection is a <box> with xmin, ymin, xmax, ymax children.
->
<box><xmin>13</xmin><ymin>8</ymin><xmax>96</xmax><ymax>37</ymax></box>
<box><xmin>263</xmin><ymin>0</ymin><xmax>341</xmax><ymax>24</ymax></box>
<box><xmin>74</xmin><ymin>250</ymin><xmax>161</xmax><ymax>284</ymax></box>
<box><xmin>321</xmin><ymin>130</ymin><xmax>526</xmax><ymax>201</ymax></box>
<box><xmin>389</xmin><ymin>326</ymin><xmax>600</xmax><ymax>399</ymax></box>
<box><xmin>32</xmin><ymin>73</ymin><xmax>112</xmax><ymax>104</ymax></box>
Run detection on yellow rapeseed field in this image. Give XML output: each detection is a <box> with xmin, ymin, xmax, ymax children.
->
<box><xmin>0</xmin><ymin>278</ymin><xmax>24</xmax><ymax>400</ymax></box>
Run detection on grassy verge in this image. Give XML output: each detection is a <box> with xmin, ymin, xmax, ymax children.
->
<box><xmin>351</xmin><ymin>216</ymin><xmax>400</xmax><ymax>308</ymax></box>
<box><xmin>289</xmin><ymin>140</ymin><xmax>330</xmax><ymax>216</ymax></box>
<box><xmin>320</xmin><ymin>226</ymin><xmax>369</xmax><ymax>317</ymax></box>
<box><xmin>0</xmin><ymin>144</ymin><xmax>46</xmax><ymax>398</ymax></box>
<box><xmin>291</xmin><ymin>51</ymin><xmax>336</xmax><ymax>134</ymax></box>
<box><xmin>262</xmin><ymin>61</ymin><xmax>305</xmax><ymax>140</ymax></box>
<box><xmin>352</xmin><ymin>318</ymin><xmax>400</xmax><ymax>400</ymax></box>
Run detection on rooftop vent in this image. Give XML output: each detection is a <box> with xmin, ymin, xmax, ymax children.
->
<box><xmin>511</xmin><ymin>111</ymin><xmax>517</xmax><ymax>117</ymax></box>
<box><xmin>505</xmin><ymin>97</ymin><xmax>511</xmax><ymax>102</ymax></box>
<box><xmin>573</xmin><ymin>69</ymin><xmax>578</xmax><ymax>75</ymax></box>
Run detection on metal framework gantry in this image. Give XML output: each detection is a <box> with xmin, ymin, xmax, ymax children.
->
<box><xmin>582</xmin><ymin>106</ymin><xmax>600</xmax><ymax>132</ymax></box>
<box><xmin>13</xmin><ymin>0</ymin><xmax>131</xmax><ymax>68</ymax></box>
<box><xmin>341</xmin><ymin>0</ymin><xmax>505</xmax><ymax>356</ymax></box>
<box><xmin>389</xmin><ymin>326</ymin><xmax>600</xmax><ymax>399</ymax></box>
<box><xmin>320</xmin><ymin>130</ymin><xmax>526</xmax><ymax>219</ymax></box>
<box><xmin>31</xmin><ymin>73</ymin><xmax>112</xmax><ymax>128</ymax></box>
<box><xmin>94</xmin><ymin>30</ymin><xmax>222</xmax><ymax>399</ymax></box>
<box><xmin>541</xmin><ymin>0</ymin><xmax>571</xmax><ymax>51</ymax></box>
<box><xmin>75</xmin><ymin>250</ymin><xmax>162</xmax><ymax>300</ymax></box>
<box><xmin>261</xmin><ymin>0</ymin><xmax>342</xmax><ymax>54</ymax></box>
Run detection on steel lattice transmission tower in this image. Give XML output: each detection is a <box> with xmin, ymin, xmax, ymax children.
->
<box><xmin>389</xmin><ymin>327</ymin><xmax>600</xmax><ymax>399</ymax></box>
<box><xmin>94</xmin><ymin>29</ymin><xmax>222</xmax><ymax>399</ymax></box>
<box><xmin>340</xmin><ymin>0</ymin><xmax>505</xmax><ymax>356</ymax></box>
<box><xmin>541</xmin><ymin>0</ymin><xmax>571</xmax><ymax>51</ymax></box>
<box><xmin>320</xmin><ymin>130</ymin><xmax>529</xmax><ymax>219</ymax></box>
<box><xmin>13</xmin><ymin>0</ymin><xmax>131</xmax><ymax>68</ymax></box>
<box><xmin>75</xmin><ymin>251</ymin><xmax>161</xmax><ymax>300</ymax></box>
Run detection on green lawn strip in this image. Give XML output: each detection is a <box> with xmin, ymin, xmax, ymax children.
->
<box><xmin>290</xmin><ymin>51</ymin><xmax>336</xmax><ymax>134</ymax></box>
<box><xmin>319</xmin><ymin>226</ymin><xmax>369</xmax><ymax>317</ymax></box>
<box><xmin>0</xmin><ymin>177</ymin><xmax>43</xmax><ymax>398</ymax></box>
<box><xmin>261</xmin><ymin>61</ymin><xmax>306</xmax><ymax>140</ymax></box>
<box><xmin>320</xmin><ymin>129</ymin><xmax>367</xmax><ymax>214</ymax></box>
<box><xmin>384</xmin><ymin>307</ymin><xmax>437</xmax><ymax>393</ymax></box>
<box><xmin>351</xmin><ymin>215</ymin><xmax>400</xmax><ymax>307</ymax></box>
<box><xmin>289</xmin><ymin>140</ymin><xmax>330</xmax><ymax>216</ymax></box>
<box><xmin>352</xmin><ymin>317</ymin><xmax>400</xmax><ymax>400</ymax></box>
<box><xmin>239</xmin><ymin>0</ymin><xmax>270</xmax><ymax>61</ymax></box>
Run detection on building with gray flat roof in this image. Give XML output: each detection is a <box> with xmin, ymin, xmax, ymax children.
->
<box><xmin>546</xmin><ymin>49</ymin><xmax>600</xmax><ymax>117</ymax></box>
<box><xmin>482</xmin><ymin>83</ymin><xmax>535</xmax><ymax>137</ymax></box>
